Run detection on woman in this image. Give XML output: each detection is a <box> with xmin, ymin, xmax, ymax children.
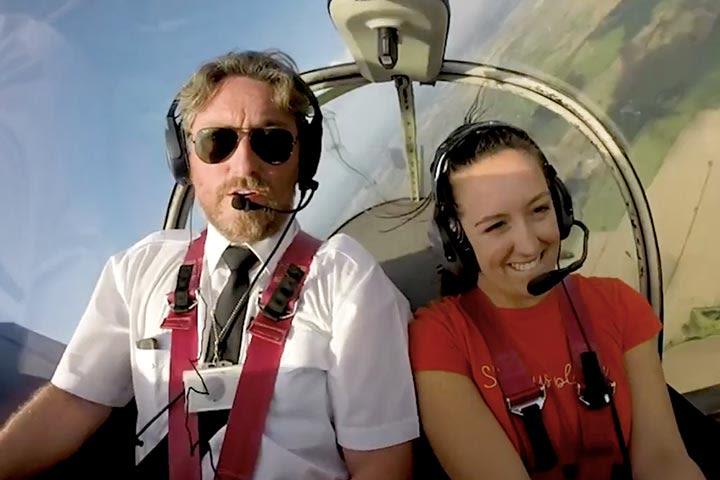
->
<box><xmin>409</xmin><ymin>121</ymin><xmax>704</xmax><ymax>479</ymax></box>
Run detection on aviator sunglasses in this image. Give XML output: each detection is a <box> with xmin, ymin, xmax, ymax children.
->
<box><xmin>191</xmin><ymin>126</ymin><xmax>297</xmax><ymax>165</ymax></box>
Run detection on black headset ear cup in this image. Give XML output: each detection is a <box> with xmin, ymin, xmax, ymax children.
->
<box><xmin>165</xmin><ymin>99</ymin><xmax>191</xmax><ymax>185</ymax></box>
<box><xmin>431</xmin><ymin>121</ymin><xmax>578</xmax><ymax>281</ymax></box>
<box><xmin>546</xmin><ymin>167</ymin><xmax>574</xmax><ymax>239</ymax></box>
<box><xmin>434</xmin><ymin>206</ymin><xmax>458</xmax><ymax>263</ymax></box>
<box><xmin>294</xmin><ymin>76</ymin><xmax>323</xmax><ymax>192</ymax></box>
<box><xmin>164</xmin><ymin>76</ymin><xmax>323</xmax><ymax>189</ymax></box>
<box><xmin>431</xmin><ymin>129</ymin><xmax>481</xmax><ymax>275</ymax></box>
<box><xmin>433</xmin><ymin>196</ymin><xmax>478</xmax><ymax>274</ymax></box>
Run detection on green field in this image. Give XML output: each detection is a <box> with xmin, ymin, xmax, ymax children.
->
<box><xmin>487</xmin><ymin>0</ymin><xmax>720</xmax><ymax>230</ymax></box>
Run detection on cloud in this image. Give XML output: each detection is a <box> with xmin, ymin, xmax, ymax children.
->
<box><xmin>0</xmin><ymin>13</ymin><xmax>112</xmax><ymax>342</ymax></box>
<box><xmin>137</xmin><ymin>17</ymin><xmax>190</xmax><ymax>34</ymax></box>
<box><xmin>44</xmin><ymin>0</ymin><xmax>85</xmax><ymax>24</ymax></box>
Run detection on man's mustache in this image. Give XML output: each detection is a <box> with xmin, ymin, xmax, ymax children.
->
<box><xmin>220</xmin><ymin>177</ymin><xmax>272</xmax><ymax>195</ymax></box>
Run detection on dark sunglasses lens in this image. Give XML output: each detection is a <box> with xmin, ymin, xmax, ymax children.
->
<box><xmin>249</xmin><ymin>129</ymin><xmax>295</xmax><ymax>165</ymax></box>
<box><xmin>195</xmin><ymin>128</ymin><xmax>239</xmax><ymax>164</ymax></box>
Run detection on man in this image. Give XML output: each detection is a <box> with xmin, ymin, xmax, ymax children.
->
<box><xmin>0</xmin><ymin>50</ymin><xmax>418</xmax><ymax>479</ymax></box>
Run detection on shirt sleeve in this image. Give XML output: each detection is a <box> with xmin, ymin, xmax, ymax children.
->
<box><xmin>51</xmin><ymin>254</ymin><xmax>133</xmax><ymax>407</ymax></box>
<box><xmin>613</xmin><ymin>279</ymin><xmax>662</xmax><ymax>352</ymax></box>
<box><xmin>409</xmin><ymin>300</ymin><xmax>472</xmax><ymax>377</ymax></box>
<box><xmin>323</xmin><ymin>235</ymin><xmax>419</xmax><ymax>451</ymax></box>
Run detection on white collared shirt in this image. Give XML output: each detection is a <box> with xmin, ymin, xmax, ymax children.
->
<box><xmin>52</xmin><ymin>219</ymin><xmax>419</xmax><ymax>479</ymax></box>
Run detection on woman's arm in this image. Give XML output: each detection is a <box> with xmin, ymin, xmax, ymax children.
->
<box><xmin>625</xmin><ymin>337</ymin><xmax>705</xmax><ymax>479</ymax></box>
<box><xmin>415</xmin><ymin>370</ymin><xmax>531</xmax><ymax>480</ymax></box>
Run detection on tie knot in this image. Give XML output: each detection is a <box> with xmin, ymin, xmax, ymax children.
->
<box><xmin>222</xmin><ymin>246</ymin><xmax>257</xmax><ymax>272</ymax></box>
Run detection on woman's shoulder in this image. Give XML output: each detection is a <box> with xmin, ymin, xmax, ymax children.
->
<box><xmin>571</xmin><ymin>275</ymin><xmax>660</xmax><ymax>350</ymax></box>
<box><xmin>572</xmin><ymin>274</ymin><xmax>639</xmax><ymax>301</ymax></box>
<box><xmin>415</xmin><ymin>294</ymin><xmax>465</xmax><ymax>319</ymax></box>
<box><xmin>410</xmin><ymin>294</ymin><xmax>477</xmax><ymax>374</ymax></box>
<box><xmin>572</xmin><ymin>274</ymin><xmax>642</xmax><ymax>297</ymax></box>
<box><xmin>573</xmin><ymin>273</ymin><xmax>622</xmax><ymax>287</ymax></box>
<box><xmin>411</xmin><ymin>294</ymin><xmax>474</xmax><ymax>339</ymax></box>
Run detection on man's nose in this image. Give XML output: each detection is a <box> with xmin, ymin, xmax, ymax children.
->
<box><xmin>225</xmin><ymin>134</ymin><xmax>261</xmax><ymax>178</ymax></box>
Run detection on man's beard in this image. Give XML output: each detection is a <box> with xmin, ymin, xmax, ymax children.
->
<box><xmin>202</xmin><ymin>177</ymin><xmax>294</xmax><ymax>244</ymax></box>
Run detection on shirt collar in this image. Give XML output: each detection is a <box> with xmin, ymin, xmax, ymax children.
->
<box><xmin>205</xmin><ymin>218</ymin><xmax>299</xmax><ymax>276</ymax></box>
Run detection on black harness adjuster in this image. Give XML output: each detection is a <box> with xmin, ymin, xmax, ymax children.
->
<box><xmin>171</xmin><ymin>264</ymin><xmax>195</xmax><ymax>313</ymax></box>
<box><xmin>261</xmin><ymin>264</ymin><xmax>305</xmax><ymax>321</ymax></box>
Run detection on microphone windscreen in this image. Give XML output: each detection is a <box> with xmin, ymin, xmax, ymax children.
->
<box><xmin>527</xmin><ymin>269</ymin><xmax>567</xmax><ymax>296</ymax></box>
<box><xmin>231</xmin><ymin>194</ymin><xmax>260</xmax><ymax>211</ymax></box>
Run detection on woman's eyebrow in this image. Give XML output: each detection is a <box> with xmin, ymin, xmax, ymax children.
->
<box><xmin>474</xmin><ymin>213</ymin><xmax>505</xmax><ymax>228</ymax></box>
<box><xmin>526</xmin><ymin>191</ymin><xmax>551</xmax><ymax>206</ymax></box>
<box><xmin>473</xmin><ymin>191</ymin><xmax>551</xmax><ymax>227</ymax></box>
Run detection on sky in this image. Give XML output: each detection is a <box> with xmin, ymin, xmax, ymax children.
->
<box><xmin>0</xmin><ymin>0</ymin><xmax>528</xmax><ymax>342</ymax></box>
<box><xmin>0</xmin><ymin>0</ymin><xmax>350</xmax><ymax>342</ymax></box>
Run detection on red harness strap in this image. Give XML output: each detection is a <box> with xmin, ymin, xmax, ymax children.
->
<box><xmin>215</xmin><ymin>230</ymin><xmax>320</xmax><ymax>479</ymax></box>
<box><xmin>161</xmin><ymin>230</ymin><xmax>321</xmax><ymax>480</ymax></box>
<box><xmin>558</xmin><ymin>279</ymin><xmax>624</xmax><ymax>480</ymax></box>
<box><xmin>460</xmin><ymin>287</ymin><xmax>557</xmax><ymax>472</ymax></box>
<box><xmin>459</xmin><ymin>276</ymin><xmax>624</xmax><ymax>479</ymax></box>
<box><xmin>161</xmin><ymin>230</ymin><xmax>207</xmax><ymax>480</ymax></box>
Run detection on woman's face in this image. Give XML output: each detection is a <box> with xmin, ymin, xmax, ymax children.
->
<box><xmin>450</xmin><ymin>148</ymin><xmax>561</xmax><ymax>307</ymax></box>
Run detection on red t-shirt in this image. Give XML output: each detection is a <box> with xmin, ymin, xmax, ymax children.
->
<box><xmin>410</xmin><ymin>275</ymin><xmax>661</xmax><ymax>475</ymax></box>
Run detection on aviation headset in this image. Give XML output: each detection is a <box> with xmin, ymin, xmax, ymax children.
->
<box><xmin>431</xmin><ymin>121</ymin><xmax>574</xmax><ymax>272</ymax></box>
<box><xmin>164</xmin><ymin>71</ymin><xmax>323</xmax><ymax>191</ymax></box>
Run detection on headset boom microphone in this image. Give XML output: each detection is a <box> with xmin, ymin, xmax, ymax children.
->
<box><xmin>527</xmin><ymin>220</ymin><xmax>589</xmax><ymax>296</ymax></box>
<box><xmin>231</xmin><ymin>181</ymin><xmax>318</xmax><ymax>214</ymax></box>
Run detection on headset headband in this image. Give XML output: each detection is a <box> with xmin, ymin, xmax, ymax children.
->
<box><xmin>431</xmin><ymin>121</ymin><xmax>575</xmax><ymax>272</ymax></box>
<box><xmin>165</xmin><ymin>71</ymin><xmax>323</xmax><ymax>191</ymax></box>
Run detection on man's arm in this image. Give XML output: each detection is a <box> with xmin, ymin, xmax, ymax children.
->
<box><xmin>322</xmin><ymin>235</ymin><xmax>419</xmax><ymax>478</ymax></box>
<box><xmin>343</xmin><ymin>442</ymin><xmax>413</xmax><ymax>480</ymax></box>
<box><xmin>0</xmin><ymin>383</ymin><xmax>111</xmax><ymax>480</ymax></box>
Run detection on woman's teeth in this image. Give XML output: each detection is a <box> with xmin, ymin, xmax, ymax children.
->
<box><xmin>509</xmin><ymin>256</ymin><xmax>540</xmax><ymax>271</ymax></box>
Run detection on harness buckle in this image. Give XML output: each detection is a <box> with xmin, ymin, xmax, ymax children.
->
<box><xmin>506</xmin><ymin>385</ymin><xmax>547</xmax><ymax>416</ymax></box>
<box><xmin>167</xmin><ymin>289</ymin><xmax>198</xmax><ymax>313</ymax></box>
<box><xmin>577</xmin><ymin>380</ymin><xmax>616</xmax><ymax>410</ymax></box>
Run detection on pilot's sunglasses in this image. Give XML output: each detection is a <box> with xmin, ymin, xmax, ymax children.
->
<box><xmin>191</xmin><ymin>127</ymin><xmax>297</xmax><ymax>165</ymax></box>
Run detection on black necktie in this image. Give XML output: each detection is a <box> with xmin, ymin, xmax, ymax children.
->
<box><xmin>138</xmin><ymin>248</ymin><xmax>258</xmax><ymax>472</ymax></box>
<box><xmin>209</xmin><ymin>246</ymin><xmax>257</xmax><ymax>364</ymax></box>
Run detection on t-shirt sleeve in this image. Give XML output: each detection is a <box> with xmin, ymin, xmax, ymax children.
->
<box><xmin>409</xmin><ymin>301</ymin><xmax>471</xmax><ymax>377</ymax></box>
<box><xmin>613</xmin><ymin>279</ymin><xmax>662</xmax><ymax>351</ymax></box>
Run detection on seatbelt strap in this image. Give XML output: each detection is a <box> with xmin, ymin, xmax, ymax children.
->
<box><xmin>161</xmin><ymin>230</ymin><xmax>207</xmax><ymax>480</ymax></box>
<box><xmin>460</xmin><ymin>277</ymin><xmax>627</xmax><ymax>478</ymax></box>
<box><xmin>215</xmin><ymin>230</ymin><xmax>320</xmax><ymax>480</ymax></box>
<box><xmin>161</xmin><ymin>230</ymin><xmax>320</xmax><ymax>480</ymax></box>
<box><xmin>460</xmin><ymin>290</ymin><xmax>558</xmax><ymax>472</ymax></box>
<box><xmin>558</xmin><ymin>278</ymin><xmax>626</xmax><ymax>479</ymax></box>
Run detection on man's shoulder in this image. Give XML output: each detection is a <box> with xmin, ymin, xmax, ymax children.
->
<box><xmin>309</xmin><ymin>232</ymin><xmax>404</xmax><ymax>297</ymax></box>
<box><xmin>314</xmin><ymin>232</ymin><xmax>379</xmax><ymax>270</ymax></box>
<box><xmin>111</xmin><ymin>229</ymin><xmax>197</xmax><ymax>274</ymax></box>
<box><xmin>123</xmin><ymin>229</ymin><xmax>195</xmax><ymax>256</ymax></box>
